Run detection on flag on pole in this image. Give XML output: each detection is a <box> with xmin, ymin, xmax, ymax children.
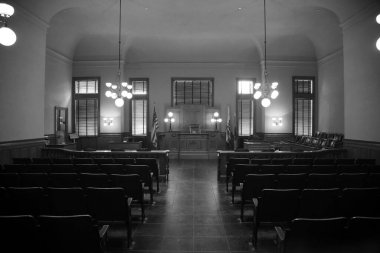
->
<box><xmin>226</xmin><ymin>106</ymin><xmax>233</xmax><ymax>149</ymax></box>
<box><xmin>151</xmin><ymin>106</ymin><xmax>159</xmax><ymax>149</ymax></box>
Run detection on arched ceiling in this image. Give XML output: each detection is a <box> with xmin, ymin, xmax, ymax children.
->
<box><xmin>11</xmin><ymin>0</ymin><xmax>377</xmax><ymax>62</ymax></box>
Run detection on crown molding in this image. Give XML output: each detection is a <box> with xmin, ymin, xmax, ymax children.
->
<box><xmin>12</xmin><ymin>2</ymin><xmax>49</xmax><ymax>31</ymax></box>
<box><xmin>340</xmin><ymin>1</ymin><xmax>380</xmax><ymax>31</ymax></box>
<box><xmin>46</xmin><ymin>48</ymin><xmax>73</xmax><ymax>65</ymax></box>
<box><xmin>260</xmin><ymin>59</ymin><xmax>316</xmax><ymax>68</ymax></box>
<box><xmin>317</xmin><ymin>49</ymin><xmax>343</xmax><ymax>65</ymax></box>
<box><xmin>73</xmin><ymin>60</ymin><xmax>125</xmax><ymax>67</ymax></box>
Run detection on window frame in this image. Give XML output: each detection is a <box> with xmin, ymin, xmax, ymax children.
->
<box><xmin>71</xmin><ymin>77</ymin><xmax>100</xmax><ymax>137</ymax></box>
<box><xmin>236</xmin><ymin>78</ymin><xmax>256</xmax><ymax>137</ymax></box>
<box><xmin>292</xmin><ymin>76</ymin><xmax>316</xmax><ymax>136</ymax></box>
<box><xmin>171</xmin><ymin>77</ymin><xmax>214</xmax><ymax>107</ymax></box>
<box><xmin>129</xmin><ymin>78</ymin><xmax>149</xmax><ymax>137</ymax></box>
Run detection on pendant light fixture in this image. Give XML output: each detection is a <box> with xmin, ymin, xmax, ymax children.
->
<box><xmin>0</xmin><ymin>3</ymin><xmax>17</xmax><ymax>46</ymax></box>
<box><xmin>104</xmin><ymin>0</ymin><xmax>132</xmax><ymax>107</ymax></box>
<box><xmin>253</xmin><ymin>0</ymin><xmax>279</xmax><ymax>108</ymax></box>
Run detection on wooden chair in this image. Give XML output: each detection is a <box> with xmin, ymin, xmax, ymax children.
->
<box><xmin>345</xmin><ymin>216</ymin><xmax>380</xmax><ymax>252</ymax></box>
<box><xmin>32</xmin><ymin>157</ymin><xmax>51</xmax><ymax>164</ymax></box>
<box><xmin>12</xmin><ymin>157</ymin><xmax>32</xmax><ymax>164</ymax></box>
<box><xmin>306</xmin><ymin>173</ymin><xmax>337</xmax><ymax>189</ymax></box>
<box><xmin>0</xmin><ymin>215</ymin><xmax>41</xmax><ymax>252</ymax></box>
<box><xmin>80</xmin><ymin>173</ymin><xmax>110</xmax><ymax>188</ymax></box>
<box><xmin>313</xmin><ymin>158</ymin><xmax>335</xmax><ymax>165</ymax></box>
<box><xmin>19</xmin><ymin>173</ymin><xmax>50</xmax><ymax>187</ymax></box>
<box><xmin>126</xmin><ymin>164</ymin><xmax>154</xmax><ymax>203</ymax></box>
<box><xmin>275</xmin><ymin>217</ymin><xmax>347</xmax><ymax>253</ymax></box>
<box><xmin>101</xmin><ymin>164</ymin><xmax>126</xmax><ymax>175</ymax></box>
<box><xmin>7</xmin><ymin>187</ymin><xmax>49</xmax><ymax>216</ymax></box>
<box><xmin>39</xmin><ymin>214</ymin><xmax>109</xmax><ymax>253</ymax></box>
<box><xmin>113</xmin><ymin>158</ymin><xmax>135</xmax><ymax>165</ymax></box>
<box><xmin>51</xmin><ymin>158</ymin><xmax>73</xmax><ymax>164</ymax></box>
<box><xmin>109</xmin><ymin>174</ymin><xmax>145</xmax><ymax>221</ymax></box>
<box><xmin>49</xmin><ymin>164</ymin><xmax>77</xmax><ymax>173</ymax></box>
<box><xmin>0</xmin><ymin>173</ymin><xmax>19</xmax><ymax>187</ymax></box>
<box><xmin>292</xmin><ymin>158</ymin><xmax>313</xmax><ymax>165</ymax></box>
<box><xmin>337</xmin><ymin>173</ymin><xmax>368</xmax><ymax>188</ymax></box>
<box><xmin>76</xmin><ymin>164</ymin><xmax>102</xmax><ymax>174</ymax></box>
<box><xmin>275</xmin><ymin>173</ymin><xmax>307</xmax><ymax>189</ymax></box>
<box><xmin>49</xmin><ymin>173</ymin><xmax>81</xmax><ymax>188</ymax></box>
<box><xmin>297</xmin><ymin>188</ymin><xmax>340</xmax><ymax>218</ymax></box>
<box><xmin>85</xmin><ymin>187</ymin><xmax>132</xmax><ymax>247</ymax></box>
<box><xmin>92</xmin><ymin>158</ymin><xmax>114</xmax><ymax>165</ymax></box>
<box><xmin>135</xmin><ymin>158</ymin><xmax>160</xmax><ymax>192</ymax></box>
<box><xmin>225</xmin><ymin>158</ymin><xmax>250</xmax><ymax>192</ymax></box>
<box><xmin>47</xmin><ymin>187</ymin><xmax>88</xmax><ymax>215</ymax></box>
<box><xmin>339</xmin><ymin>187</ymin><xmax>380</xmax><ymax>217</ymax></box>
<box><xmin>251</xmin><ymin>189</ymin><xmax>300</xmax><ymax>247</ymax></box>
<box><xmin>73</xmin><ymin>158</ymin><xmax>93</xmax><ymax>165</ymax></box>
<box><xmin>309</xmin><ymin>164</ymin><xmax>337</xmax><ymax>174</ymax></box>
<box><xmin>240</xmin><ymin>174</ymin><xmax>276</xmax><ymax>218</ymax></box>
<box><xmin>271</xmin><ymin>158</ymin><xmax>292</xmax><ymax>165</ymax></box>
<box><xmin>285</xmin><ymin>165</ymin><xmax>310</xmax><ymax>174</ymax></box>
<box><xmin>231</xmin><ymin>164</ymin><xmax>260</xmax><ymax>203</ymax></box>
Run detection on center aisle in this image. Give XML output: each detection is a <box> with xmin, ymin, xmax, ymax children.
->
<box><xmin>118</xmin><ymin>159</ymin><xmax>276</xmax><ymax>252</ymax></box>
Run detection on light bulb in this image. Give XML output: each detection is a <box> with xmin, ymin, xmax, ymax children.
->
<box><xmin>0</xmin><ymin>3</ymin><xmax>15</xmax><ymax>17</ymax></box>
<box><xmin>211</xmin><ymin>118</ymin><xmax>216</xmax><ymax>123</ymax></box>
<box><xmin>111</xmin><ymin>93</ymin><xmax>117</xmax><ymax>99</ymax></box>
<box><xmin>164</xmin><ymin>118</ymin><xmax>169</xmax><ymax>123</ymax></box>
<box><xmin>121</xmin><ymin>82</ymin><xmax>128</xmax><ymax>87</ymax></box>
<box><xmin>377</xmin><ymin>37</ymin><xmax>380</xmax><ymax>51</ymax></box>
<box><xmin>217</xmin><ymin>118</ymin><xmax>222</xmax><ymax>123</ymax></box>
<box><xmin>271</xmin><ymin>90</ymin><xmax>279</xmax><ymax>99</ymax></box>
<box><xmin>126</xmin><ymin>92</ymin><xmax>133</xmax><ymax>99</ymax></box>
<box><xmin>168</xmin><ymin>112</ymin><xmax>173</xmax><ymax>117</ymax></box>
<box><xmin>0</xmin><ymin>27</ymin><xmax>16</xmax><ymax>46</ymax></box>
<box><xmin>121</xmin><ymin>90</ymin><xmax>128</xmax><ymax>97</ymax></box>
<box><xmin>254</xmin><ymin>82</ymin><xmax>261</xmax><ymax>90</ymax></box>
<box><xmin>253</xmin><ymin>91</ymin><xmax>262</xmax><ymax>99</ymax></box>
<box><xmin>271</xmin><ymin>82</ymin><xmax>278</xmax><ymax>89</ymax></box>
<box><xmin>111</xmin><ymin>84</ymin><xmax>117</xmax><ymax>90</ymax></box>
<box><xmin>376</xmin><ymin>14</ymin><xmax>380</xmax><ymax>24</ymax></box>
<box><xmin>105</xmin><ymin>90</ymin><xmax>112</xmax><ymax>97</ymax></box>
<box><xmin>171</xmin><ymin>118</ymin><xmax>175</xmax><ymax>123</ymax></box>
<box><xmin>127</xmin><ymin>83</ymin><xmax>133</xmax><ymax>90</ymax></box>
<box><xmin>115</xmin><ymin>97</ymin><xmax>124</xmax><ymax>107</ymax></box>
<box><xmin>213</xmin><ymin>112</ymin><xmax>219</xmax><ymax>118</ymax></box>
<box><xmin>105</xmin><ymin>82</ymin><xmax>112</xmax><ymax>87</ymax></box>
<box><xmin>261</xmin><ymin>98</ymin><xmax>271</xmax><ymax>107</ymax></box>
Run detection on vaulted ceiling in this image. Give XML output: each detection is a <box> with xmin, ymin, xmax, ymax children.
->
<box><xmin>11</xmin><ymin>0</ymin><xmax>377</xmax><ymax>62</ymax></box>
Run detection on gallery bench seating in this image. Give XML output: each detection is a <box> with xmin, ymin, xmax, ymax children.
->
<box><xmin>7</xmin><ymin>157</ymin><xmax>161</xmax><ymax>192</ymax></box>
<box><xmin>240</xmin><ymin>173</ymin><xmax>380</xmax><ymax>220</ymax></box>
<box><xmin>274</xmin><ymin>216</ymin><xmax>380</xmax><ymax>253</ymax></box>
<box><xmin>0</xmin><ymin>186</ymin><xmax>132</xmax><ymax>247</ymax></box>
<box><xmin>0</xmin><ymin>172</ymin><xmax>147</xmax><ymax>222</ymax></box>
<box><xmin>250</xmin><ymin>187</ymin><xmax>380</xmax><ymax>248</ymax></box>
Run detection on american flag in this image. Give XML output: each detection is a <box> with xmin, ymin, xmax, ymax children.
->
<box><xmin>151</xmin><ymin>106</ymin><xmax>159</xmax><ymax>149</ymax></box>
<box><xmin>226</xmin><ymin>106</ymin><xmax>233</xmax><ymax>148</ymax></box>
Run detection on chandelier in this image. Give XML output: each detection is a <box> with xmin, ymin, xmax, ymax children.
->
<box><xmin>104</xmin><ymin>0</ymin><xmax>132</xmax><ymax>107</ymax></box>
<box><xmin>253</xmin><ymin>0</ymin><xmax>279</xmax><ymax>108</ymax></box>
<box><xmin>0</xmin><ymin>3</ymin><xmax>17</xmax><ymax>46</ymax></box>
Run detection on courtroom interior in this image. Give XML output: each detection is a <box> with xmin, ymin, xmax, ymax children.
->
<box><xmin>0</xmin><ymin>0</ymin><xmax>380</xmax><ymax>252</ymax></box>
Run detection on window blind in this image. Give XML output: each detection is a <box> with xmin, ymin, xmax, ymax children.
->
<box><xmin>172</xmin><ymin>79</ymin><xmax>213</xmax><ymax>106</ymax></box>
<box><xmin>293</xmin><ymin>77</ymin><xmax>314</xmax><ymax>136</ymax></box>
<box><xmin>74</xmin><ymin>98</ymin><xmax>99</xmax><ymax>136</ymax></box>
<box><xmin>132</xmin><ymin>99</ymin><xmax>147</xmax><ymax>136</ymax></box>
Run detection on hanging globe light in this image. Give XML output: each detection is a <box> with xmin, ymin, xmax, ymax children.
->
<box><xmin>115</xmin><ymin>97</ymin><xmax>124</xmax><ymax>107</ymax></box>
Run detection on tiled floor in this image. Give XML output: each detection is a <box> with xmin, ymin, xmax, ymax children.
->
<box><xmin>105</xmin><ymin>159</ymin><xmax>277</xmax><ymax>253</ymax></box>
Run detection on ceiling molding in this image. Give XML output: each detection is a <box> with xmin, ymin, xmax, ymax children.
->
<box><xmin>261</xmin><ymin>60</ymin><xmax>316</xmax><ymax>68</ymax></box>
<box><xmin>13</xmin><ymin>2</ymin><xmax>49</xmax><ymax>31</ymax></box>
<box><xmin>317</xmin><ymin>48</ymin><xmax>343</xmax><ymax>66</ymax></box>
<box><xmin>124</xmin><ymin>62</ymin><xmax>259</xmax><ymax>70</ymax></box>
<box><xmin>73</xmin><ymin>60</ymin><xmax>125</xmax><ymax>68</ymax></box>
<box><xmin>46</xmin><ymin>48</ymin><xmax>73</xmax><ymax>65</ymax></box>
<box><xmin>340</xmin><ymin>1</ymin><xmax>380</xmax><ymax>31</ymax></box>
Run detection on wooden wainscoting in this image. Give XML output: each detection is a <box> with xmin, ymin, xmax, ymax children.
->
<box><xmin>0</xmin><ymin>138</ymin><xmax>46</xmax><ymax>164</ymax></box>
<box><xmin>343</xmin><ymin>139</ymin><xmax>380</xmax><ymax>164</ymax></box>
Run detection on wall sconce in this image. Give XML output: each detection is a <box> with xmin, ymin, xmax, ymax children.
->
<box><xmin>272</xmin><ymin>117</ymin><xmax>283</xmax><ymax>126</ymax></box>
<box><xmin>103</xmin><ymin>117</ymin><xmax>114</xmax><ymax>126</ymax></box>
<box><xmin>164</xmin><ymin>112</ymin><xmax>175</xmax><ymax>132</ymax></box>
<box><xmin>211</xmin><ymin>112</ymin><xmax>222</xmax><ymax>131</ymax></box>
